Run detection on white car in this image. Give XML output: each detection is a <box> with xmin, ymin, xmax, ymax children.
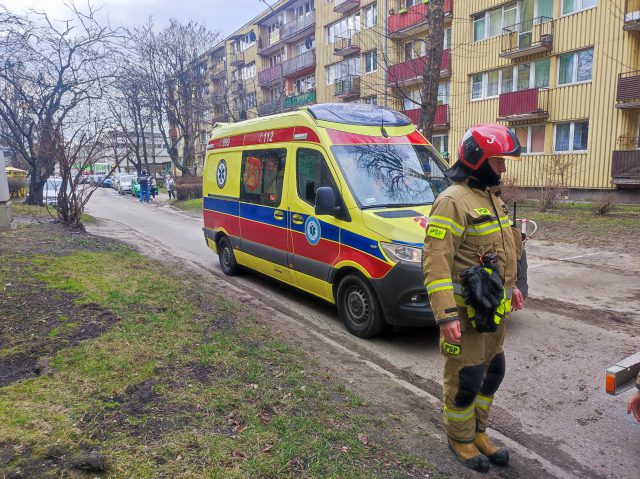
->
<box><xmin>43</xmin><ymin>178</ymin><xmax>70</xmax><ymax>206</ymax></box>
<box><xmin>115</xmin><ymin>174</ymin><xmax>135</xmax><ymax>195</ymax></box>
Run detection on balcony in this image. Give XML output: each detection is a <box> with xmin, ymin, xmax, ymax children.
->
<box><xmin>404</xmin><ymin>104</ymin><xmax>449</xmax><ymax>129</ymax></box>
<box><xmin>333</xmin><ymin>33</ymin><xmax>360</xmax><ymax>56</ymax></box>
<box><xmin>387</xmin><ymin>49</ymin><xmax>450</xmax><ymax>86</ymax></box>
<box><xmin>284</xmin><ymin>89</ymin><xmax>316</xmax><ymax>110</ymax></box>
<box><xmin>497</xmin><ymin>88</ymin><xmax>549</xmax><ymax>122</ymax></box>
<box><xmin>612</xmin><ymin>150</ymin><xmax>640</xmax><ymax>187</ymax></box>
<box><xmin>258</xmin><ymin>63</ymin><xmax>283</xmax><ymax>86</ymax></box>
<box><xmin>282</xmin><ymin>11</ymin><xmax>315</xmax><ymax>42</ymax></box>
<box><xmin>334</xmin><ymin>0</ymin><xmax>360</xmax><ymax>14</ymax></box>
<box><xmin>211</xmin><ymin>62</ymin><xmax>226</xmax><ymax>80</ymax></box>
<box><xmin>212</xmin><ymin>92</ymin><xmax>226</xmax><ymax>107</ymax></box>
<box><xmin>388</xmin><ymin>0</ymin><xmax>452</xmax><ymax>38</ymax></box>
<box><xmin>258</xmin><ymin>28</ymin><xmax>283</xmax><ymax>56</ymax></box>
<box><xmin>334</xmin><ymin>76</ymin><xmax>360</xmax><ymax>99</ymax></box>
<box><xmin>282</xmin><ymin>49</ymin><xmax>316</xmax><ymax>77</ymax></box>
<box><xmin>500</xmin><ymin>17</ymin><xmax>553</xmax><ymax>60</ymax></box>
<box><xmin>230</xmin><ymin>51</ymin><xmax>245</xmax><ymax>67</ymax></box>
<box><xmin>258</xmin><ymin>98</ymin><xmax>283</xmax><ymax>116</ymax></box>
<box><xmin>624</xmin><ymin>0</ymin><xmax>640</xmax><ymax>30</ymax></box>
<box><xmin>616</xmin><ymin>70</ymin><xmax>640</xmax><ymax>109</ymax></box>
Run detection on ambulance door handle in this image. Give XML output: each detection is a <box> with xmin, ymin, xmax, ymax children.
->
<box><xmin>274</xmin><ymin>210</ymin><xmax>285</xmax><ymax>221</ymax></box>
<box><xmin>292</xmin><ymin>214</ymin><xmax>304</xmax><ymax>225</ymax></box>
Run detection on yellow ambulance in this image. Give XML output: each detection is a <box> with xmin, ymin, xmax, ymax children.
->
<box><xmin>202</xmin><ymin>103</ymin><xmax>450</xmax><ymax>338</ymax></box>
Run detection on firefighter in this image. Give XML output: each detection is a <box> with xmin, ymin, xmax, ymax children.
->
<box><xmin>422</xmin><ymin>124</ymin><xmax>525</xmax><ymax>472</ymax></box>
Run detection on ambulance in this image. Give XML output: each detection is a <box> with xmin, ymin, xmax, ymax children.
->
<box><xmin>202</xmin><ymin>103</ymin><xmax>450</xmax><ymax>338</ymax></box>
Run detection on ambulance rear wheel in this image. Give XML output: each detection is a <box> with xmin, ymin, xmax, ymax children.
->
<box><xmin>337</xmin><ymin>274</ymin><xmax>386</xmax><ymax>338</ymax></box>
<box><xmin>218</xmin><ymin>236</ymin><xmax>238</xmax><ymax>276</ymax></box>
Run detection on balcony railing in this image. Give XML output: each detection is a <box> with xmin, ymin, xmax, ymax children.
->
<box><xmin>387</xmin><ymin>49</ymin><xmax>450</xmax><ymax>85</ymax></box>
<box><xmin>404</xmin><ymin>104</ymin><xmax>449</xmax><ymax>129</ymax></box>
<box><xmin>333</xmin><ymin>33</ymin><xmax>360</xmax><ymax>56</ymax></box>
<box><xmin>334</xmin><ymin>0</ymin><xmax>360</xmax><ymax>14</ymax></box>
<box><xmin>388</xmin><ymin>0</ymin><xmax>452</xmax><ymax>37</ymax></box>
<box><xmin>612</xmin><ymin>150</ymin><xmax>640</xmax><ymax>187</ymax></box>
<box><xmin>282</xmin><ymin>11</ymin><xmax>316</xmax><ymax>40</ymax></box>
<box><xmin>500</xmin><ymin>17</ymin><xmax>553</xmax><ymax>60</ymax></box>
<box><xmin>284</xmin><ymin>89</ymin><xmax>316</xmax><ymax>110</ymax></box>
<box><xmin>258</xmin><ymin>98</ymin><xmax>283</xmax><ymax>116</ymax></box>
<box><xmin>269</xmin><ymin>29</ymin><xmax>281</xmax><ymax>45</ymax></box>
<box><xmin>282</xmin><ymin>49</ymin><xmax>316</xmax><ymax>76</ymax></box>
<box><xmin>211</xmin><ymin>62</ymin><xmax>226</xmax><ymax>79</ymax></box>
<box><xmin>497</xmin><ymin>88</ymin><xmax>549</xmax><ymax>121</ymax></box>
<box><xmin>616</xmin><ymin>70</ymin><xmax>640</xmax><ymax>109</ymax></box>
<box><xmin>624</xmin><ymin>0</ymin><xmax>640</xmax><ymax>30</ymax></box>
<box><xmin>230</xmin><ymin>51</ymin><xmax>245</xmax><ymax>67</ymax></box>
<box><xmin>334</xmin><ymin>76</ymin><xmax>360</xmax><ymax>98</ymax></box>
<box><xmin>258</xmin><ymin>63</ymin><xmax>283</xmax><ymax>86</ymax></box>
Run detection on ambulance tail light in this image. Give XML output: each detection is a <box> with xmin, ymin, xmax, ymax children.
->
<box><xmin>380</xmin><ymin>242</ymin><xmax>422</xmax><ymax>264</ymax></box>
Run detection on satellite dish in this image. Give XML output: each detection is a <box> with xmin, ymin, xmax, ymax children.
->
<box><xmin>248</xmin><ymin>30</ymin><xmax>257</xmax><ymax>42</ymax></box>
<box><xmin>304</xmin><ymin>36</ymin><xmax>313</xmax><ymax>50</ymax></box>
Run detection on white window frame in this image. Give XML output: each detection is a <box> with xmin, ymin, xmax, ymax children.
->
<box><xmin>473</xmin><ymin>2</ymin><xmax>518</xmax><ymax>42</ymax></box>
<box><xmin>432</xmin><ymin>134</ymin><xmax>449</xmax><ymax>155</ymax></box>
<box><xmin>561</xmin><ymin>0</ymin><xmax>597</xmax><ymax>17</ymax></box>
<box><xmin>363</xmin><ymin>3</ymin><xmax>377</xmax><ymax>28</ymax></box>
<box><xmin>512</xmin><ymin>124</ymin><xmax>546</xmax><ymax>155</ymax></box>
<box><xmin>553</xmin><ymin>121</ymin><xmax>589</xmax><ymax>153</ymax></box>
<box><xmin>364</xmin><ymin>49</ymin><xmax>377</xmax><ymax>73</ymax></box>
<box><xmin>470</xmin><ymin>60</ymin><xmax>550</xmax><ymax>101</ymax></box>
<box><xmin>557</xmin><ymin>48</ymin><xmax>594</xmax><ymax>86</ymax></box>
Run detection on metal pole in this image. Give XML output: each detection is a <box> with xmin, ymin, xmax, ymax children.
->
<box><xmin>0</xmin><ymin>155</ymin><xmax>13</xmax><ymax>231</ymax></box>
<box><xmin>383</xmin><ymin>0</ymin><xmax>388</xmax><ymax>107</ymax></box>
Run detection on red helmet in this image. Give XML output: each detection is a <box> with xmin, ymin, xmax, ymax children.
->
<box><xmin>458</xmin><ymin>123</ymin><xmax>521</xmax><ymax>171</ymax></box>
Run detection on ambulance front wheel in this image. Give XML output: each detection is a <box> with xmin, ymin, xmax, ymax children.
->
<box><xmin>218</xmin><ymin>236</ymin><xmax>239</xmax><ymax>276</ymax></box>
<box><xmin>337</xmin><ymin>274</ymin><xmax>386</xmax><ymax>338</ymax></box>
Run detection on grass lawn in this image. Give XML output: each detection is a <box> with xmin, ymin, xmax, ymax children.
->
<box><xmin>0</xmin><ymin>220</ymin><xmax>438</xmax><ymax>478</ymax></box>
<box><xmin>171</xmin><ymin>197</ymin><xmax>203</xmax><ymax>214</ymax></box>
<box><xmin>10</xmin><ymin>202</ymin><xmax>96</xmax><ymax>224</ymax></box>
<box><xmin>512</xmin><ymin>200</ymin><xmax>640</xmax><ymax>253</ymax></box>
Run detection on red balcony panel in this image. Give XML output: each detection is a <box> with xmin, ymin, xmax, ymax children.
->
<box><xmin>258</xmin><ymin>64</ymin><xmax>283</xmax><ymax>86</ymax></box>
<box><xmin>498</xmin><ymin>88</ymin><xmax>548</xmax><ymax>119</ymax></box>
<box><xmin>404</xmin><ymin>104</ymin><xmax>448</xmax><ymax>127</ymax></box>
<box><xmin>388</xmin><ymin>0</ymin><xmax>452</xmax><ymax>35</ymax></box>
<box><xmin>387</xmin><ymin>50</ymin><xmax>451</xmax><ymax>84</ymax></box>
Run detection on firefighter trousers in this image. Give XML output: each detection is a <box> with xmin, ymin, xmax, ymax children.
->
<box><xmin>440</xmin><ymin>312</ymin><xmax>507</xmax><ymax>442</ymax></box>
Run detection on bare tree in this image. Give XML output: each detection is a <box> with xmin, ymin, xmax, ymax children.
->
<box><xmin>0</xmin><ymin>2</ymin><xmax>121</xmax><ymax>207</ymax></box>
<box><xmin>130</xmin><ymin>19</ymin><xmax>219</xmax><ymax>176</ymax></box>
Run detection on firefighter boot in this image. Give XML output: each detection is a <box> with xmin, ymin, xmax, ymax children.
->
<box><xmin>448</xmin><ymin>438</ymin><xmax>490</xmax><ymax>472</ymax></box>
<box><xmin>474</xmin><ymin>431</ymin><xmax>509</xmax><ymax>465</ymax></box>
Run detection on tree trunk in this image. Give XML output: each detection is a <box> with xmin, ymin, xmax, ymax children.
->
<box><xmin>25</xmin><ymin>165</ymin><xmax>46</xmax><ymax>205</ymax></box>
<box><xmin>418</xmin><ymin>0</ymin><xmax>446</xmax><ymax>140</ymax></box>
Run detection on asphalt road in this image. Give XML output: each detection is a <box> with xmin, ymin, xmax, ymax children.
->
<box><xmin>86</xmin><ymin>187</ymin><xmax>640</xmax><ymax>479</ymax></box>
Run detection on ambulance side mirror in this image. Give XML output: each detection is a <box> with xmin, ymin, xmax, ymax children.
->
<box><xmin>315</xmin><ymin>187</ymin><xmax>343</xmax><ymax>218</ymax></box>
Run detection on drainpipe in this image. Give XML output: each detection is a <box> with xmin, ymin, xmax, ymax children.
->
<box><xmin>383</xmin><ymin>0</ymin><xmax>388</xmax><ymax>107</ymax></box>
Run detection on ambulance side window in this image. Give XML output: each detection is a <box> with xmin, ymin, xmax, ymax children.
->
<box><xmin>240</xmin><ymin>148</ymin><xmax>286</xmax><ymax>207</ymax></box>
<box><xmin>296</xmin><ymin>148</ymin><xmax>338</xmax><ymax>206</ymax></box>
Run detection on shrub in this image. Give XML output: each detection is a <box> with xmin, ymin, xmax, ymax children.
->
<box><xmin>175</xmin><ymin>175</ymin><xmax>202</xmax><ymax>185</ymax></box>
<box><xmin>538</xmin><ymin>185</ymin><xmax>567</xmax><ymax>212</ymax></box>
<box><xmin>175</xmin><ymin>182</ymin><xmax>202</xmax><ymax>200</ymax></box>
<box><xmin>592</xmin><ymin>192</ymin><xmax>617</xmax><ymax>216</ymax></box>
<box><xmin>497</xmin><ymin>176</ymin><xmax>527</xmax><ymax>205</ymax></box>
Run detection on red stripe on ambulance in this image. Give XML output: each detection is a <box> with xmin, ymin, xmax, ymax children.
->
<box><xmin>207</xmin><ymin>126</ymin><xmax>320</xmax><ymax>150</ymax></box>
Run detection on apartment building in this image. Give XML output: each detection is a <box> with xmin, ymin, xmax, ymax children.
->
<box><xmin>198</xmin><ymin>0</ymin><xmax>640</xmax><ymax>190</ymax></box>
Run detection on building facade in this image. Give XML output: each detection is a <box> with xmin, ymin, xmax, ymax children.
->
<box><xmin>197</xmin><ymin>0</ymin><xmax>640</xmax><ymax>190</ymax></box>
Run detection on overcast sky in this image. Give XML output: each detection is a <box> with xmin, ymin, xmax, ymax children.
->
<box><xmin>2</xmin><ymin>0</ymin><xmax>264</xmax><ymax>37</ymax></box>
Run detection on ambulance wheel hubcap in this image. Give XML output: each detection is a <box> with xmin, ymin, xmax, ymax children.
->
<box><xmin>346</xmin><ymin>288</ymin><xmax>369</xmax><ymax>324</ymax></box>
<box><xmin>222</xmin><ymin>248</ymin><xmax>231</xmax><ymax>267</ymax></box>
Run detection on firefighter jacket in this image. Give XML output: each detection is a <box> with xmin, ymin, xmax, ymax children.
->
<box><xmin>422</xmin><ymin>180</ymin><xmax>520</xmax><ymax>325</ymax></box>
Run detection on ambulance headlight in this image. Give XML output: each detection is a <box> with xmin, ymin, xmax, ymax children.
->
<box><xmin>380</xmin><ymin>242</ymin><xmax>422</xmax><ymax>264</ymax></box>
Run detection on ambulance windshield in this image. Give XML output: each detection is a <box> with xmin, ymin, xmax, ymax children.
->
<box><xmin>331</xmin><ymin>143</ymin><xmax>449</xmax><ymax>209</ymax></box>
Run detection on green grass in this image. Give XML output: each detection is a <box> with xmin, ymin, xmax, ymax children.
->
<box><xmin>171</xmin><ymin>198</ymin><xmax>203</xmax><ymax>212</ymax></box>
<box><xmin>0</xmin><ymin>224</ymin><xmax>435</xmax><ymax>478</ymax></box>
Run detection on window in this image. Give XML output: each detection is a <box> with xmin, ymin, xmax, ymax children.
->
<box><xmin>403</xmin><ymin>88</ymin><xmax>421</xmax><ymax>111</ymax></box>
<box><xmin>360</xmin><ymin>95</ymin><xmax>377</xmax><ymax>105</ymax></box>
<box><xmin>471</xmin><ymin>73</ymin><xmax>484</xmax><ymax>100</ymax></box>
<box><xmin>444</xmin><ymin>28</ymin><xmax>452</xmax><ymax>50</ymax></box>
<box><xmin>326</xmin><ymin>13</ymin><xmax>360</xmax><ymax>44</ymax></box>
<box><xmin>245</xmin><ymin>91</ymin><xmax>257</xmax><ymax>109</ymax></box>
<box><xmin>294</xmin><ymin>0</ymin><xmax>315</xmax><ymax>18</ymax></box>
<box><xmin>558</xmin><ymin>48</ymin><xmax>593</xmax><ymax>85</ymax></box>
<box><xmin>296</xmin><ymin>148</ymin><xmax>338</xmax><ymax>205</ymax></box>
<box><xmin>364</xmin><ymin>50</ymin><xmax>377</xmax><ymax>73</ymax></box>
<box><xmin>513</xmin><ymin>125</ymin><xmax>546</xmax><ymax>154</ymax></box>
<box><xmin>239</xmin><ymin>32</ymin><xmax>256</xmax><ymax>52</ymax></box>
<box><xmin>471</xmin><ymin>59</ymin><xmax>550</xmax><ymax>100</ymax></box>
<box><xmin>269</xmin><ymin>50</ymin><xmax>284</xmax><ymax>67</ymax></box>
<box><xmin>562</xmin><ymin>0</ymin><xmax>597</xmax><ymax>15</ymax></box>
<box><xmin>554</xmin><ymin>121</ymin><xmax>589</xmax><ymax>152</ymax></box>
<box><xmin>488</xmin><ymin>70</ymin><xmax>500</xmax><ymax>97</ymax></box>
<box><xmin>326</xmin><ymin>57</ymin><xmax>360</xmax><ymax>85</ymax></box>
<box><xmin>437</xmin><ymin>82</ymin><xmax>450</xmax><ymax>105</ymax></box>
<box><xmin>473</xmin><ymin>3</ymin><xmax>517</xmax><ymax>42</ymax></box>
<box><xmin>294</xmin><ymin>74</ymin><xmax>315</xmax><ymax>93</ymax></box>
<box><xmin>240</xmin><ymin>149</ymin><xmax>287</xmax><ymax>207</ymax></box>
<box><xmin>241</xmin><ymin>62</ymin><xmax>256</xmax><ymax>80</ymax></box>
<box><xmin>432</xmin><ymin>134</ymin><xmax>449</xmax><ymax>156</ymax></box>
<box><xmin>364</xmin><ymin>3</ymin><xmax>377</xmax><ymax>28</ymax></box>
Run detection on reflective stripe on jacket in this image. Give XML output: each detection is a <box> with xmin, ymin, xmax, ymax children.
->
<box><xmin>422</xmin><ymin>181</ymin><xmax>520</xmax><ymax>324</ymax></box>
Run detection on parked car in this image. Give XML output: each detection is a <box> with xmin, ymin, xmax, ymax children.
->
<box><xmin>130</xmin><ymin>177</ymin><xmax>140</xmax><ymax>197</ymax></box>
<box><xmin>115</xmin><ymin>174</ymin><xmax>135</xmax><ymax>194</ymax></box>
<box><xmin>43</xmin><ymin>177</ymin><xmax>70</xmax><ymax>206</ymax></box>
<box><xmin>90</xmin><ymin>174</ymin><xmax>105</xmax><ymax>186</ymax></box>
<box><xmin>101</xmin><ymin>177</ymin><xmax>113</xmax><ymax>188</ymax></box>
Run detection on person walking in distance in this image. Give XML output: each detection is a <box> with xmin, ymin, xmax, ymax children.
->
<box><xmin>422</xmin><ymin>124</ymin><xmax>525</xmax><ymax>472</ymax></box>
<box><xmin>166</xmin><ymin>175</ymin><xmax>176</xmax><ymax>200</ymax></box>
<box><xmin>138</xmin><ymin>170</ymin><xmax>150</xmax><ymax>203</ymax></box>
<box><xmin>150</xmin><ymin>174</ymin><xmax>157</xmax><ymax>201</ymax></box>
